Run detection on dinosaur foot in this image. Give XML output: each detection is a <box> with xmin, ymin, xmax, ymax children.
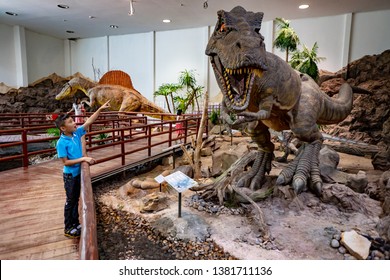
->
<box><xmin>276</xmin><ymin>140</ymin><xmax>323</xmax><ymax>196</ymax></box>
<box><xmin>235</xmin><ymin>150</ymin><xmax>273</xmax><ymax>191</ymax></box>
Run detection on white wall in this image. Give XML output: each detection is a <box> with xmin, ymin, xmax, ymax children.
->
<box><xmin>155</xmin><ymin>27</ymin><xmax>209</xmax><ymax>110</ymax></box>
<box><xmin>109</xmin><ymin>32</ymin><xmax>154</xmax><ymax>100</ymax></box>
<box><xmin>69</xmin><ymin>37</ymin><xmax>108</xmax><ymax>81</ymax></box>
<box><xmin>1</xmin><ymin>9</ymin><xmax>389</xmax><ymax>106</ymax></box>
<box><xmin>350</xmin><ymin>9</ymin><xmax>390</xmax><ymax>62</ymax></box>
<box><xmin>25</xmin><ymin>30</ymin><xmax>65</xmax><ymax>83</ymax></box>
<box><xmin>289</xmin><ymin>15</ymin><xmax>347</xmax><ymax>72</ymax></box>
<box><xmin>0</xmin><ymin>24</ymin><xmax>17</xmax><ymax>87</ymax></box>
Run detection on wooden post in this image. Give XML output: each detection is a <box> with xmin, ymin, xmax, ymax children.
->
<box><xmin>79</xmin><ymin>162</ymin><xmax>99</xmax><ymax>260</ymax></box>
<box><xmin>148</xmin><ymin>126</ymin><xmax>152</xmax><ymax>157</ymax></box>
<box><xmin>169</xmin><ymin>122</ymin><xmax>172</xmax><ymax>146</ymax></box>
<box><xmin>121</xmin><ymin>129</ymin><xmax>125</xmax><ymax>165</ymax></box>
<box><xmin>22</xmin><ymin>130</ymin><xmax>28</xmax><ymax>167</ymax></box>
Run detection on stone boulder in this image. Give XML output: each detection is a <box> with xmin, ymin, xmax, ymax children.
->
<box><xmin>151</xmin><ymin>212</ymin><xmax>210</xmax><ymax>242</ymax></box>
<box><xmin>211</xmin><ymin>142</ymin><xmax>249</xmax><ymax>177</ymax></box>
<box><xmin>379</xmin><ymin>171</ymin><xmax>390</xmax><ymax>215</ymax></box>
<box><xmin>319</xmin><ymin>145</ymin><xmax>368</xmax><ymax>192</ymax></box>
<box><xmin>319</xmin><ymin>50</ymin><xmax>390</xmax><ymax>170</ymax></box>
<box><xmin>140</xmin><ymin>192</ymin><xmax>169</xmax><ymax>213</ymax></box>
<box><xmin>0</xmin><ymin>73</ymin><xmax>88</xmax><ymax>114</ymax></box>
<box><xmin>340</xmin><ymin>230</ymin><xmax>371</xmax><ymax>260</ymax></box>
<box><xmin>321</xmin><ymin>183</ymin><xmax>382</xmax><ymax>217</ymax></box>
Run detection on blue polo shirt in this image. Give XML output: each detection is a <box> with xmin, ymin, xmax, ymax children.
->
<box><xmin>56</xmin><ymin>126</ymin><xmax>87</xmax><ymax>177</ymax></box>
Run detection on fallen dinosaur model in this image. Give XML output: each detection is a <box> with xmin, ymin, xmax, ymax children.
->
<box><xmin>205</xmin><ymin>6</ymin><xmax>366</xmax><ymax>197</ymax></box>
<box><xmin>55</xmin><ymin>75</ymin><xmax>173</xmax><ymax>120</ymax></box>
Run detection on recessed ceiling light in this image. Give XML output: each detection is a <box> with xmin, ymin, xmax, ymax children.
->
<box><xmin>66</xmin><ymin>30</ymin><xmax>75</xmax><ymax>33</ymax></box>
<box><xmin>5</xmin><ymin>12</ymin><xmax>18</xmax><ymax>16</ymax></box>
<box><xmin>57</xmin><ymin>4</ymin><xmax>69</xmax><ymax>9</ymax></box>
<box><xmin>110</xmin><ymin>25</ymin><xmax>119</xmax><ymax>29</ymax></box>
<box><xmin>163</xmin><ymin>19</ymin><xmax>171</xmax><ymax>23</ymax></box>
<box><xmin>299</xmin><ymin>4</ymin><xmax>309</xmax><ymax>9</ymax></box>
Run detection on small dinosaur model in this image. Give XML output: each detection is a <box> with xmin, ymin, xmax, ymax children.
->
<box><xmin>55</xmin><ymin>76</ymin><xmax>173</xmax><ymax>120</ymax></box>
<box><xmin>205</xmin><ymin>6</ymin><xmax>361</xmax><ymax>196</ymax></box>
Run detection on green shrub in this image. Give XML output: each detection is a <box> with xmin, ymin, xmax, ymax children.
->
<box><xmin>47</xmin><ymin>127</ymin><xmax>60</xmax><ymax>148</ymax></box>
<box><xmin>209</xmin><ymin>109</ymin><xmax>220</xmax><ymax>125</ymax></box>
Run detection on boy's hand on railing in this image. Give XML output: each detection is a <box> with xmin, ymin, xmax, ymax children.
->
<box><xmin>83</xmin><ymin>157</ymin><xmax>96</xmax><ymax>165</ymax></box>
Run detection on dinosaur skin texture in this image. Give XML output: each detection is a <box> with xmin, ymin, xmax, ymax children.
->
<box><xmin>55</xmin><ymin>77</ymin><xmax>174</xmax><ymax>120</ymax></box>
<box><xmin>206</xmin><ymin>6</ymin><xmax>354</xmax><ymax>195</ymax></box>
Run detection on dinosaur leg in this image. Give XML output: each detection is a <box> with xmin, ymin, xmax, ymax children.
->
<box><xmin>276</xmin><ymin>116</ymin><xmax>323</xmax><ymax>195</ymax></box>
<box><xmin>276</xmin><ymin>139</ymin><xmax>322</xmax><ymax>195</ymax></box>
<box><xmin>119</xmin><ymin>96</ymin><xmax>141</xmax><ymax>118</ymax></box>
<box><xmin>236</xmin><ymin>121</ymin><xmax>274</xmax><ymax>190</ymax></box>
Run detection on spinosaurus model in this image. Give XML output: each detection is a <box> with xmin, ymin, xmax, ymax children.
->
<box><xmin>55</xmin><ymin>72</ymin><xmax>173</xmax><ymax>120</ymax></box>
<box><xmin>205</xmin><ymin>6</ymin><xmax>361</xmax><ymax>196</ymax></box>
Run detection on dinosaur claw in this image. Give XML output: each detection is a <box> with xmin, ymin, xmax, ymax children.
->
<box><xmin>292</xmin><ymin>178</ymin><xmax>306</xmax><ymax>194</ymax></box>
<box><xmin>275</xmin><ymin>175</ymin><xmax>285</xmax><ymax>186</ymax></box>
<box><xmin>312</xmin><ymin>182</ymin><xmax>322</xmax><ymax>196</ymax></box>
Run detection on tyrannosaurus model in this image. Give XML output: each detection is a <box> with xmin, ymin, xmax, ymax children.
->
<box><xmin>55</xmin><ymin>76</ymin><xmax>174</xmax><ymax>120</ymax></box>
<box><xmin>206</xmin><ymin>6</ymin><xmax>358</xmax><ymax>196</ymax></box>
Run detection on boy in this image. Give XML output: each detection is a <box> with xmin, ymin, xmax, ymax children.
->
<box><xmin>55</xmin><ymin>100</ymin><xmax>110</xmax><ymax>238</ymax></box>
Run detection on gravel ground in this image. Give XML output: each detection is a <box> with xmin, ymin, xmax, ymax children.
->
<box><xmin>94</xmin><ymin>182</ymin><xmax>237</xmax><ymax>260</ymax></box>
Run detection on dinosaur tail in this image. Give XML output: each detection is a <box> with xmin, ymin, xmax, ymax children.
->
<box><xmin>138</xmin><ymin>93</ymin><xmax>175</xmax><ymax>121</ymax></box>
<box><xmin>318</xmin><ymin>83</ymin><xmax>353</xmax><ymax>125</ymax></box>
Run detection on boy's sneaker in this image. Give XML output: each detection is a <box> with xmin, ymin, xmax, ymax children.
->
<box><xmin>64</xmin><ymin>227</ymin><xmax>80</xmax><ymax>238</ymax></box>
<box><xmin>74</xmin><ymin>224</ymin><xmax>82</xmax><ymax>231</ymax></box>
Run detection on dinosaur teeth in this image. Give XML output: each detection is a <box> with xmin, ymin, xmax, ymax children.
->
<box><xmin>252</xmin><ymin>68</ymin><xmax>263</xmax><ymax>77</ymax></box>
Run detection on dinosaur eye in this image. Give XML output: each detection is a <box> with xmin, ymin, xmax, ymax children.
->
<box><xmin>219</xmin><ymin>23</ymin><xmax>227</xmax><ymax>32</ymax></box>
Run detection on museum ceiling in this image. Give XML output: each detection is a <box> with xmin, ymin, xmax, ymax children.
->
<box><xmin>1</xmin><ymin>0</ymin><xmax>390</xmax><ymax>39</ymax></box>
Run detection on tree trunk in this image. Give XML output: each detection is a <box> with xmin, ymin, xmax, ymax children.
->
<box><xmin>169</xmin><ymin>93</ymin><xmax>176</xmax><ymax>113</ymax></box>
<box><xmin>164</xmin><ymin>96</ymin><xmax>171</xmax><ymax>113</ymax></box>
<box><xmin>193</xmin><ymin>91</ymin><xmax>208</xmax><ymax>179</ymax></box>
<box><xmin>195</xmin><ymin>96</ymin><xmax>200</xmax><ymax>113</ymax></box>
<box><xmin>286</xmin><ymin>49</ymin><xmax>289</xmax><ymax>62</ymax></box>
<box><xmin>184</xmin><ymin>88</ymin><xmax>196</xmax><ymax>113</ymax></box>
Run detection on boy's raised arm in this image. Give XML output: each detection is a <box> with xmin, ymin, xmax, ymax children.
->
<box><xmin>83</xmin><ymin>100</ymin><xmax>110</xmax><ymax>130</ymax></box>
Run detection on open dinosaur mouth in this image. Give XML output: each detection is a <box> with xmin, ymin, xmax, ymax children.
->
<box><xmin>211</xmin><ymin>56</ymin><xmax>263</xmax><ymax>111</ymax></box>
<box><xmin>55</xmin><ymin>83</ymin><xmax>72</xmax><ymax>100</ymax></box>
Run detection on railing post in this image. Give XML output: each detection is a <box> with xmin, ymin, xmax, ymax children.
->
<box><xmin>184</xmin><ymin>119</ymin><xmax>188</xmax><ymax>144</ymax></box>
<box><xmin>79</xmin><ymin>162</ymin><xmax>99</xmax><ymax>260</ymax></box>
<box><xmin>148</xmin><ymin>126</ymin><xmax>152</xmax><ymax>157</ymax></box>
<box><xmin>169</xmin><ymin>123</ymin><xmax>172</xmax><ymax>147</ymax></box>
<box><xmin>22</xmin><ymin>130</ymin><xmax>28</xmax><ymax>167</ymax></box>
<box><xmin>121</xmin><ymin>129</ymin><xmax>125</xmax><ymax>165</ymax></box>
<box><xmin>129</xmin><ymin>118</ymin><xmax>132</xmax><ymax>138</ymax></box>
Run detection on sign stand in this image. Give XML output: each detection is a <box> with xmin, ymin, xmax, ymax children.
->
<box><xmin>178</xmin><ymin>192</ymin><xmax>182</xmax><ymax>217</ymax></box>
<box><xmin>154</xmin><ymin>171</ymin><xmax>198</xmax><ymax>218</ymax></box>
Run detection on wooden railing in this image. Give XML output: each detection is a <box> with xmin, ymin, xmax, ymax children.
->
<box><xmin>79</xmin><ymin>162</ymin><xmax>99</xmax><ymax>260</ymax></box>
<box><xmin>0</xmin><ymin>111</ymin><xmax>207</xmax><ymax>169</ymax></box>
<box><xmin>0</xmin><ymin>111</ymin><xmax>208</xmax><ymax>260</ymax></box>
